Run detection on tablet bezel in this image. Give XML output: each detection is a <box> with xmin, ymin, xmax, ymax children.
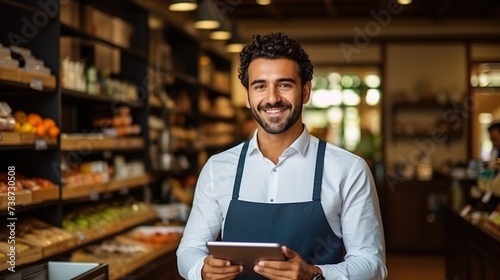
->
<box><xmin>206</xmin><ymin>241</ymin><xmax>287</xmax><ymax>276</ymax></box>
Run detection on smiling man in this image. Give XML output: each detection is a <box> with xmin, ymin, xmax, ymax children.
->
<box><xmin>177</xmin><ymin>32</ymin><xmax>387</xmax><ymax>280</ymax></box>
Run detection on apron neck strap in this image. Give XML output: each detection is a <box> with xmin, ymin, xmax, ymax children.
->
<box><xmin>312</xmin><ymin>140</ymin><xmax>326</xmax><ymax>201</ymax></box>
<box><xmin>232</xmin><ymin>140</ymin><xmax>250</xmax><ymax>199</ymax></box>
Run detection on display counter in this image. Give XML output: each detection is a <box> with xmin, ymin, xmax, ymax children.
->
<box><xmin>444</xmin><ymin>207</ymin><xmax>500</xmax><ymax>280</ymax></box>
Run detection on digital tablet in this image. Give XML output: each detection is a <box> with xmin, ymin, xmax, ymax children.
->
<box><xmin>206</xmin><ymin>241</ymin><xmax>287</xmax><ymax>276</ymax></box>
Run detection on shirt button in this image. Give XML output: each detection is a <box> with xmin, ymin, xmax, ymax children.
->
<box><xmin>270</xmin><ymin>199</ymin><xmax>274</xmax><ymax>202</ymax></box>
<box><xmin>273</xmin><ymin>169</ymin><xmax>277</xmax><ymax>172</ymax></box>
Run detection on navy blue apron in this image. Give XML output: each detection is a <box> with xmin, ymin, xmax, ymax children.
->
<box><xmin>223</xmin><ymin>140</ymin><xmax>342</xmax><ymax>279</ymax></box>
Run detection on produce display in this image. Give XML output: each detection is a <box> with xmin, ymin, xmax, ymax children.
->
<box><xmin>70</xmin><ymin>225</ymin><xmax>183</xmax><ymax>279</ymax></box>
<box><xmin>91</xmin><ymin>106</ymin><xmax>140</xmax><ymax>137</ymax></box>
<box><xmin>62</xmin><ymin>200</ymin><xmax>154</xmax><ymax>234</ymax></box>
<box><xmin>0</xmin><ymin>236</ymin><xmax>43</xmax><ymax>271</ymax></box>
<box><xmin>0</xmin><ymin>238</ymin><xmax>31</xmax><ymax>257</ymax></box>
<box><xmin>0</xmin><ymin>173</ymin><xmax>56</xmax><ymax>192</ymax></box>
<box><xmin>5</xmin><ymin>218</ymin><xmax>76</xmax><ymax>254</ymax></box>
<box><xmin>0</xmin><ymin>101</ymin><xmax>59</xmax><ymax>139</ymax></box>
<box><xmin>12</xmin><ymin>110</ymin><xmax>59</xmax><ymax>139</ymax></box>
<box><xmin>0</xmin><ymin>101</ymin><xmax>15</xmax><ymax>131</ymax></box>
<box><xmin>126</xmin><ymin>225</ymin><xmax>183</xmax><ymax>247</ymax></box>
<box><xmin>70</xmin><ymin>235</ymin><xmax>153</xmax><ymax>279</ymax></box>
<box><xmin>62</xmin><ymin>160</ymin><xmax>111</xmax><ymax>189</ymax></box>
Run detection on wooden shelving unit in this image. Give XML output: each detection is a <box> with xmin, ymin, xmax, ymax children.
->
<box><xmin>0</xmin><ymin>0</ymin><xmax>235</xmax><ymax>278</ymax></box>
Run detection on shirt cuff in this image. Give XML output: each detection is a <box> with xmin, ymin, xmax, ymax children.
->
<box><xmin>187</xmin><ymin>260</ymin><xmax>205</xmax><ymax>280</ymax></box>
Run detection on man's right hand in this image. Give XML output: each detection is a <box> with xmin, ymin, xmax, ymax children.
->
<box><xmin>202</xmin><ymin>255</ymin><xmax>243</xmax><ymax>280</ymax></box>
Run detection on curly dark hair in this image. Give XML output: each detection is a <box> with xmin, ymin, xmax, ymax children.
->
<box><xmin>489</xmin><ymin>122</ymin><xmax>500</xmax><ymax>133</ymax></box>
<box><xmin>238</xmin><ymin>32</ymin><xmax>313</xmax><ymax>89</ymax></box>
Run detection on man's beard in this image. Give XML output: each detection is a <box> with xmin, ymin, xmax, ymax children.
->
<box><xmin>250</xmin><ymin>100</ymin><xmax>302</xmax><ymax>134</ymax></box>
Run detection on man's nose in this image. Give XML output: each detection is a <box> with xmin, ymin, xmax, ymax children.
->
<box><xmin>266</xmin><ymin>86</ymin><xmax>281</xmax><ymax>104</ymax></box>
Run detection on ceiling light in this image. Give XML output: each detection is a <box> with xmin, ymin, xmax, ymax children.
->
<box><xmin>210</xmin><ymin>20</ymin><xmax>232</xmax><ymax>40</ymax></box>
<box><xmin>194</xmin><ymin>0</ymin><xmax>221</xmax><ymax>29</ymax></box>
<box><xmin>256</xmin><ymin>0</ymin><xmax>272</xmax><ymax>5</ymax></box>
<box><xmin>397</xmin><ymin>0</ymin><xmax>412</xmax><ymax>5</ymax></box>
<box><xmin>169</xmin><ymin>0</ymin><xmax>198</xmax><ymax>12</ymax></box>
<box><xmin>225</xmin><ymin>24</ymin><xmax>246</xmax><ymax>53</ymax></box>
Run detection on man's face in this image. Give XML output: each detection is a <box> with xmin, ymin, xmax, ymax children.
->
<box><xmin>490</xmin><ymin>128</ymin><xmax>500</xmax><ymax>149</ymax></box>
<box><xmin>246</xmin><ymin>58</ymin><xmax>311</xmax><ymax>134</ymax></box>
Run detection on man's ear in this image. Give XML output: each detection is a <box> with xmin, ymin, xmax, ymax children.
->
<box><xmin>245</xmin><ymin>94</ymin><xmax>250</xmax><ymax>109</ymax></box>
<box><xmin>302</xmin><ymin>81</ymin><xmax>312</xmax><ymax>104</ymax></box>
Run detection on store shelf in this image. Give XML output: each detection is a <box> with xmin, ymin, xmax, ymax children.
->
<box><xmin>0</xmin><ymin>199</ymin><xmax>60</xmax><ymax>216</ymax></box>
<box><xmin>62</xmin><ymin>174</ymin><xmax>152</xmax><ymax>200</ymax></box>
<box><xmin>73</xmin><ymin>209</ymin><xmax>158</xmax><ymax>246</ymax></box>
<box><xmin>0</xmin><ymin>2</ymin><xmax>163</xmax><ymax>278</ymax></box>
<box><xmin>0</xmin><ymin>0</ymin><xmax>56</xmax><ymax>16</ymax></box>
<box><xmin>0</xmin><ymin>132</ymin><xmax>58</xmax><ymax>150</ymax></box>
<box><xmin>109</xmin><ymin>238</ymin><xmax>180</xmax><ymax>280</ymax></box>
<box><xmin>0</xmin><ymin>210</ymin><xmax>157</xmax><ymax>275</ymax></box>
<box><xmin>200</xmin><ymin>83</ymin><xmax>231</xmax><ymax>97</ymax></box>
<box><xmin>391</xmin><ymin>101</ymin><xmax>457</xmax><ymax>111</ymax></box>
<box><xmin>60</xmin><ymin>23</ymin><xmax>148</xmax><ymax>60</ymax></box>
<box><xmin>0</xmin><ymin>73</ymin><xmax>56</xmax><ymax>92</ymax></box>
<box><xmin>61</xmin><ymin>88</ymin><xmax>143</xmax><ymax>107</ymax></box>
<box><xmin>151</xmin><ymin>67</ymin><xmax>199</xmax><ymax>87</ymax></box>
<box><xmin>391</xmin><ymin>101</ymin><xmax>464</xmax><ymax>141</ymax></box>
<box><xmin>200</xmin><ymin>113</ymin><xmax>235</xmax><ymax>123</ymax></box>
<box><xmin>60</xmin><ymin>135</ymin><xmax>144</xmax><ymax>151</ymax></box>
<box><xmin>445</xmin><ymin>208</ymin><xmax>500</xmax><ymax>279</ymax></box>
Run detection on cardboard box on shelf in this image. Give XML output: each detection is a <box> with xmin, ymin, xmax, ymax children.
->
<box><xmin>60</xmin><ymin>0</ymin><xmax>81</xmax><ymax>28</ymax></box>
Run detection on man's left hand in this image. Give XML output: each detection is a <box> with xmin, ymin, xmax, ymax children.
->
<box><xmin>253</xmin><ymin>246</ymin><xmax>316</xmax><ymax>280</ymax></box>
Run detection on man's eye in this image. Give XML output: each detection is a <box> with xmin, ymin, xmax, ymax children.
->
<box><xmin>279</xmin><ymin>83</ymin><xmax>292</xmax><ymax>88</ymax></box>
<box><xmin>254</xmin><ymin>84</ymin><xmax>265</xmax><ymax>90</ymax></box>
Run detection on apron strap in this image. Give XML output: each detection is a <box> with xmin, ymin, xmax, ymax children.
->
<box><xmin>232</xmin><ymin>140</ymin><xmax>250</xmax><ymax>199</ymax></box>
<box><xmin>312</xmin><ymin>140</ymin><xmax>326</xmax><ymax>201</ymax></box>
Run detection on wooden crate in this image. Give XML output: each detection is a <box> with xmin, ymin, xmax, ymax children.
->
<box><xmin>0</xmin><ymin>238</ymin><xmax>43</xmax><ymax>271</ymax></box>
<box><xmin>0</xmin><ymin>190</ymin><xmax>32</xmax><ymax>209</ymax></box>
<box><xmin>31</xmin><ymin>187</ymin><xmax>59</xmax><ymax>203</ymax></box>
<box><xmin>19</xmin><ymin>133</ymin><xmax>35</xmax><ymax>144</ymax></box>
<box><xmin>0</xmin><ymin>67</ymin><xmax>21</xmax><ymax>82</ymax></box>
<box><xmin>0</xmin><ymin>132</ymin><xmax>21</xmax><ymax>145</ymax></box>
<box><xmin>62</xmin><ymin>183</ymin><xmax>106</xmax><ymax>200</ymax></box>
<box><xmin>19</xmin><ymin>71</ymin><xmax>56</xmax><ymax>90</ymax></box>
<box><xmin>41</xmin><ymin>235</ymin><xmax>78</xmax><ymax>257</ymax></box>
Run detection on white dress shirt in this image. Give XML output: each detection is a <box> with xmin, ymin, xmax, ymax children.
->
<box><xmin>177</xmin><ymin>127</ymin><xmax>387</xmax><ymax>280</ymax></box>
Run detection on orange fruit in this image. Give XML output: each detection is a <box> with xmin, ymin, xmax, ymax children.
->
<box><xmin>35</xmin><ymin>125</ymin><xmax>46</xmax><ymax>137</ymax></box>
<box><xmin>14</xmin><ymin>111</ymin><xmax>27</xmax><ymax>124</ymax></box>
<box><xmin>42</xmin><ymin>118</ymin><xmax>56</xmax><ymax>129</ymax></box>
<box><xmin>27</xmin><ymin>113</ymin><xmax>42</xmax><ymax>126</ymax></box>
<box><xmin>48</xmin><ymin>126</ymin><xmax>60</xmax><ymax>139</ymax></box>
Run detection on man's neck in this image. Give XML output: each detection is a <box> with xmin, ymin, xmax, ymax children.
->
<box><xmin>256</xmin><ymin>123</ymin><xmax>304</xmax><ymax>164</ymax></box>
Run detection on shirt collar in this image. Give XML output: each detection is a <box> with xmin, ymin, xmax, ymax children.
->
<box><xmin>248</xmin><ymin>125</ymin><xmax>311</xmax><ymax>157</ymax></box>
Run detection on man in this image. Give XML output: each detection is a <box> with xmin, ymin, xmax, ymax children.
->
<box><xmin>177</xmin><ymin>32</ymin><xmax>387</xmax><ymax>280</ymax></box>
<box><xmin>488</xmin><ymin>122</ymin><xmax>500</xmax><ymax>160</ymax></box>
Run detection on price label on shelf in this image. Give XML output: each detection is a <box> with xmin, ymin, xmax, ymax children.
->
<box><xmin>89</xmin><ymin>190</ymin><xmax>99</xmax><ymax>201</ymax></box>
<box><xmin>103</xmin><ymin>151</ymin><xmax>112</xmax><ymax>159</ymax></box>
<box><xmin>30</xmin><ymin>78</ymin><xmax>43</xmax><ymax>91</ymax></box>
<box><xmin>119</xmin><ymin>187</ymin><xmax>129</xmax><ymax>195</ymax></box>
<box><xmin>34</xmin><ymin>139</ymin><xmax>48</xmax><ymax>150</ymax></box>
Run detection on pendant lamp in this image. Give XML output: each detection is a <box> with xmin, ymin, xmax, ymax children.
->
<box><xmin>194</xmin><ymin>0</ymin><xmax>221</xmax><ymax>29</ymax></box>
<box><xmin>169</xmin><ymin>0</ymin><xmax>198</xmax><ymax>11</ymax></box>
<box><xmin>225</xmin><ymin>23</ymin><xmax>246</xmax><ymax>53</ymax></box>
<box><xmin>209</xmin><ymin>20</ymin><xmax>232</xmax><ymax>40</ymax></box>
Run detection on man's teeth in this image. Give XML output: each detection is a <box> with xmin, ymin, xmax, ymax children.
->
<box><xmin>265</xmin><ymin>108</ymin><xmax>284</xmax><ymax>113</ymax></box>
